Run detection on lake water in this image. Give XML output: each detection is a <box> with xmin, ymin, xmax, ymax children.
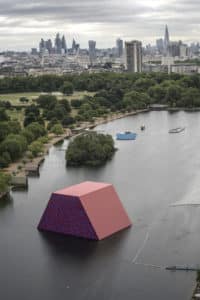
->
<box><xmin>1</xmin><ymin>111</ymin><xmax>200</xmax><ymax>300</ymax></box>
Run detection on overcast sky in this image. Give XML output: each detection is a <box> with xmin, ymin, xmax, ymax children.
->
<box><xmin>0</xmin><ymin>0</ymin><xmax>199</xmax><ymax>51</ymax></box>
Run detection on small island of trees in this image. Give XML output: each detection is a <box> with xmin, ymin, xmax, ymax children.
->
<box><xmin>66</xmin><ymin>132</ymin><xmax>116</xmax><ymax>167</ymax></box>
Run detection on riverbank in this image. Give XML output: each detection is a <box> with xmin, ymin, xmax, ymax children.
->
<box><xmin>192</xmin><ymin>281</ymin><xmax>200</xmax><ymax>299</ymax></box>
<box><xmin>0</xmin><ymin>191</ymin><xmax>9</xmax><ymax>200</ymax></box>
<box><xmin>4</xmin><ymin>129</ymin><xmax>72</xmax><ymax>179</ymax></box>
<box><xmin>75</xmin><ymin>109</ymin><xmax>149</xmax><ymax>131</ymax></box>
<box><xmin>3</xmin><ymin>108</ymin><xmax>149</xmax><ymax>184</ymax></box>
<box><xmin>150</xmin><ymin>104</ymin><xmax>200</xmax><ymax>112</ymax></box>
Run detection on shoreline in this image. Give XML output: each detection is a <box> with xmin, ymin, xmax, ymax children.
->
<box><xmin>0</xmin><ymin>191</ymin><xmax>10</xmax><ymax>200</ymax></box>
<box><xmin>2</xmin><ymin>108</ymin><xmax>149</xmax><ymax>185</ymax></box>
<box><xmin>2</xmin><ymin>105</ymin><xmax>198</xmax><ymax>187</ymax></box>
<box><xmin>192</xmin><ymin>281</ymin><xmax>200</xmax><ymax>299</ymax></box>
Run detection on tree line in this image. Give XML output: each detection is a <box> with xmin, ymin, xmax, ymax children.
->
<box><xmin>1</xmin><ymin>72</ymin><xmax>200</xmax><ymax>168</ymax></box>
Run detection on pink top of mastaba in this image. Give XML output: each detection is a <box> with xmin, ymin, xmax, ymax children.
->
<box><xmin>54</xmin><ymin>181</ymin><xmax>110</xmax><ymax>197</ymax></box>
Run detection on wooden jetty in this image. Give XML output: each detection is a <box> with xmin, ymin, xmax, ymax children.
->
<box><xmin>25</xmin><ymin>157</ymin><xmax>45</xmax><ymax>176</ymax></box>
<box><xmin>11</xmin><ymin>176</ymin><xmax>28</xmax><ymax>190</ymax></box>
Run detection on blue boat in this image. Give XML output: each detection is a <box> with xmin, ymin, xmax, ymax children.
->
<box><xmin>116</xmin><ymin>131</ymin><xmax>137</xmax><ymax>140</ymax></box>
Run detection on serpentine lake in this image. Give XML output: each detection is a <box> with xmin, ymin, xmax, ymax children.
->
<box><xmin>1</xmin><ymin>111</ymin><xmax>200</xmax><ymax>299</ymax></box>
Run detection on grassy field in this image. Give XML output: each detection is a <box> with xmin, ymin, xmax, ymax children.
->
<box><xmin>4</xmin><ymin>91</ymin><xmax>95</xmax><ymax>123</ymax></box>
<box><xmin>0</xmin><ymin>91</ymin><xmax>95</xmax><ymax>106</ymax></box>
<box><xmin>7</xmin><ymin>108</ymin><xmax>25</xmax><ymax>124</ymax></box>
<box><xmin>0</xmin><ymin>92</ymin><xmax>40</xmax><ymax>105</ymax></box>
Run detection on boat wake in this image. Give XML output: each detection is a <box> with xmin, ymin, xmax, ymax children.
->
<box><xmin>134</xmin><ymin>262</ymin><xmax>166</xmax><ymax>270</ymax></box>
<box><xmin>131</xmin><ymin>210</ymin><xmax>167</xmax><ymax>265</ymax></box>
<box><xmin>132</xmin><ymin>232</ymin><xmax>149</xmax><ymax>264</ymax></box>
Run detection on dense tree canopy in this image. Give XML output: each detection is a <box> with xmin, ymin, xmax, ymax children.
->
<box><xmin>66</xmin><ymin>132</ymin><xmax>116</xmax><ymax>167</ymax></box>
<box><xmin>60</xmin><ymin>82</ymin><xmax>74</xmax><ymax>95</ymax></box>
<box><xmin>0</xmin><ymin>172</ymin><xmax>11</xmax><ymax>194</ymax></box>
<box><xmin>0</xmin><ymin>134</ymin><xmax>27</xmax><ymax>161</ymax></box>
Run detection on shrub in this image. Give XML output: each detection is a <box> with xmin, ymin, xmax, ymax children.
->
<box><xmin>28</xmin><ymin>141</ymin><xmax>43</xmax><ymax>157</ymax></box>
<box><xmin>0</xmin><ymin>172</ymin><xmax>11</xmax><ymax>193</ymax></box>
<box><xmin>51</xmin><ymin>124</ymin><xmax>64</xmax><ymax>135</ymax></box>
<box><xmin>0</xmin><ymin>152</ymin><xmax>11</xmax><ymax>168</ymax></box>
<box><xmin>62</xmin><ymin>116</ymin><xmax>75</xmax><ymax>127</ymax></box>
<box><xmin>37</xmin><ymin>136</ymin><xmax>49</xmax><ymax>144</ymax></box>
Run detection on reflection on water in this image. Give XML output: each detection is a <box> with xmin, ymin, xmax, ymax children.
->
<box><xmin>39</xmin><ymin>228</ymin><xmax>130</xmax><ymax>263</ymax></box>
<box><xmin>0</xmin><ymin>194</ymin><xmax>13</xmax><ymax>209</ymax></box>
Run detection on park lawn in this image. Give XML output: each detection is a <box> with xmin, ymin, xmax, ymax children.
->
<box><xmin>55</xmin><ymin>91</ymin><xmax>96</xmax><ymax>102</ymax></box>
<box><xmin>63</xmin><ymin>91</ymin><xmax>96</xmax><ymax>102</ymax></box>
<box><xmin>3</xmin><ymin>90</ymin><xmax>95</xmax><ymax>125</ymax></box>
<box><xmin>71</xmin><ymin>108</ymin><xmax>78</xmax><ymax>117</ymax></box>
<box><xmin>7</xmin><ymin>108</ymin><xmax>25</xmax><ymax>125</ymax></box>
<box><xmin>0</xmin><ymin>91</ymin><xmax>95</xmax><ymax>106</ymax></box>
<box><xmin>0</xmin><ymin>92</ymin><xmax>41</xmax><ymax>105</ymax></box>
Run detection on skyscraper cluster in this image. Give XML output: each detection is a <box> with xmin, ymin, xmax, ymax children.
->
<box><xmin>156</xmin><ymin>25</ymin><xmax>189</xmax><ymax>58</ymax></box>
<box><xmin>39</xmin><ymin>33</ymin><xmax>80</xmax><ymax>55</ymax></box>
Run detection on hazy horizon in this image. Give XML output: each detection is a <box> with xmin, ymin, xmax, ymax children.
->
<box><xmin>0</xmin><ymin>0</ymin><xmax>200</xmax><ymax>51</ymax></box>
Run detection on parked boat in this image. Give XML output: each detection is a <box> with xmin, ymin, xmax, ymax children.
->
<box><xmin>168</xmin><ymin>127</ymin><xmax>185</xmax><ymax>134</ymax></box>
<box><xmin>116</xmin><ymin>131</ymin><xmax>137</xmax><ymax>140</ymax></box>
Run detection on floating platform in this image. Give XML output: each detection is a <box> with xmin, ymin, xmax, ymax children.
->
<box><xmin>116</xmin><ymin>132</ymin><xmax>137</xmax><ymax>140</ymax></box>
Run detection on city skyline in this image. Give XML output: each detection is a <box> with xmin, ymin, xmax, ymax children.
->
<box><xmin>0</xmin><ymin>0</ymin><xmax>200</xmax><ymax>51</ymax></box>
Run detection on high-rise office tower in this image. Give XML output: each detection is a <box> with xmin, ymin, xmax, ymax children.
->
<box><xmin>61</xmin><ymin>35</ymin><xmax>67</xmax><ymax>54</ymax></box>
<box><xmin>46</xmin><ymin>39</ymin><xmax>53</xmax><ymax>54</ymax></box>
<box><xmin>168</xmin><ymin>41</ymin><xmax>181</xmax><ymax>57</ymax></box>
<box><xmin>180</xmin><ymin>44</ymin><xmax>188</xmax><ymax>58</ymax></box>
<box><xmin>156</xmin><ymin>38</ymin><xmax>164</xmax><ymax>54</ymax></box>
<box><xmin>125</xmin><ymin>40</ymin><xmax>142</xmax><ymax>73</ymax></box>
<box><xmin>116</xmin><ymin>38</ymin><xmax>123</xmax><ymax>57</ymax></box>
<box><xmin>164</xmin><ymin>25</ymin><xmax>170</xmax><ymax>55</ymax></box>
<box><xmin>71</xmin><ymin>38</ymin><xmax>80</xmax><ymax>54</ymax></box>
<box><xmin>31</xmin><ymin>48</ymin><xmax>38</xmax><ymax>55</ymax></box>
<box><xmin>72</xmin><ymin>39</ymin><xmax>76</xmax><ymax>51</ymax></box>
<box><xmin>39</xmin><ymin>38</ymin><xmax>45</xmax><ymax>54</ymax></box>
<box><xmin>88</xmin><ymin>40</ymin><xmax>96</xmax><ymax>65</ymax></box>
<box><xmin>55</xmin><ymin>33</ymin><xmax>62</xmax><ymax>54</ymax></box>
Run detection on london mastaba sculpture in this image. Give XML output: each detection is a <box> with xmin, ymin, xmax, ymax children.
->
<box><xmin>38</xmin><ymin>181</ymin><xmax>132</xmax><ymax>240</ymax></box>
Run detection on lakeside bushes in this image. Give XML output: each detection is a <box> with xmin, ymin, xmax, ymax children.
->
<box><xmin>0</xmin><ymin>172</ymin><xmax>11</xmax><ymax>194</ymax></box>
<box><xmin>66</xmin><ymin>132</ymin><xmax>116</xmax><ymax>167</ymax></box>
<box><xmin>0</xmin><ymin>121</ymin><xmax>47</xmax><ymax>168</ymax></box>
